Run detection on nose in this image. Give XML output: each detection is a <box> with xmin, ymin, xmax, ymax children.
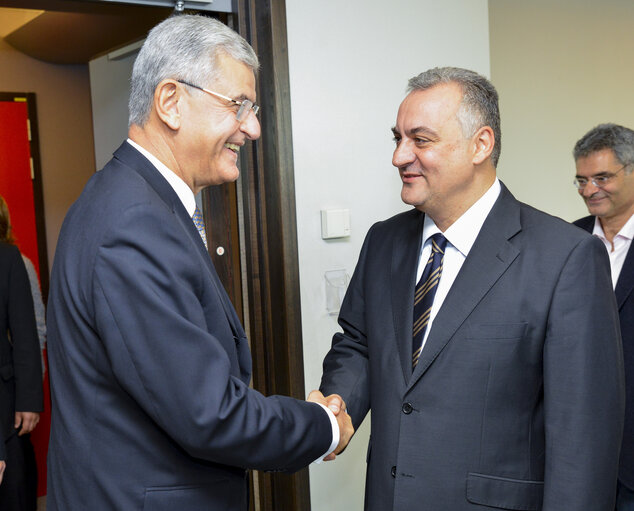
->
<box><xmin>240</xmin><ymin>110</ymin><xmax>261</xmax><ymax>140</ymax></box>
<box><xmin>581</xmin><ymin>181</ymin><xmax>599</xmax><ymax>197</ymax></box>
<box><xmin>392</xmin><ymin>139</ymin><xmax>415</xmax><ymax>169</ymax></box>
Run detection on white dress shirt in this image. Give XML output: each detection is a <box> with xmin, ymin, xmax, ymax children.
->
<box><xmin>592</xmin><ymin>213</ymin><xmax>634</xmax><ymax>290</ymax></box>
<box><xmin>415</xmin><ymin>179</ymin><xmax>502</xmax><ymax>351</ymax></box>
<box><xmin>126</xmin><ymin>139</ymin><xmax>340</xmax><ymax>461</ymax></box>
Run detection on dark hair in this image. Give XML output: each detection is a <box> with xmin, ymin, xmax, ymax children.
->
<box><xmin>573</xmin><ymin>124</ymin><xmax>634</xmax><ymax>173</ymax></box>
<box><xmin>0</xmin><ymin>195</ymin><xmax>16</xmax><ymax>244</ymax></box>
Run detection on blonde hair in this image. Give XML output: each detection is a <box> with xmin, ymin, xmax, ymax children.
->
<box><xmin>0</xmin><ymin>195</ymin><xmax>16</xmax><ymax>244</ymax></box>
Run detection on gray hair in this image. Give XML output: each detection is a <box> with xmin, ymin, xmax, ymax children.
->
<box><xmin>407</xmin><ymin>67</ymin><xmax>501</xmax><ymax>167</ymax></box>
<box><xmin>573</xmin><ymin>123</ymin><xmax>634</xmax><ymax>174</ymax></box>
<box><xmin>129</xmin><ymin>14</ymin><xmax>259</xmax><ymax>127</ymax></box>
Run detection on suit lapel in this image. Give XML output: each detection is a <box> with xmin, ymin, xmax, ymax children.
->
<box><xmin>616</xmin><ymin>241</ymin><xmax>634</xmax><ymax>309</ymax></box>
<box><xmin>112</xmin><ymin>142</ymin><xmax>246</xmax><ymax>341</ymax></box>
<box><xmin>391</xmin><ymin>210</ymin><xmax>425</xmax><ymax>385</ymax></box>
<box><xmin>577</xmin><ymin>214</ymin><xmax>634</xmax><ymax>311</ymax></box>
<box><xmin>408</xmin><ymin>185</ymin><xmax>521</xmax><ymax>390</ymax></box>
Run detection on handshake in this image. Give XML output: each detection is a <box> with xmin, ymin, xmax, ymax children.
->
<box><xmin>308</xmin><ymin>390</ymin><xmax>355</xmax><ymax>461</ymax></box>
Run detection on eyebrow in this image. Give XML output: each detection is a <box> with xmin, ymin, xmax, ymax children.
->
<box><xmin>234</xmin><ymin>93</ymin><xmax>255</xmax><ymax>103</ymax></box>
<box><xmin>409</xmin><ymin>126</ymin><xmax>438</xmax><ymax>137</ymax></box>
<box><xmin>391</xmin><ymin>126</ymin><xmax>438</xmax><ymax>138</ymax></box>
<box><xmin>575</xmin><ymin>171</ymin><xmax>611</xmax><ymax>178</ymax></box>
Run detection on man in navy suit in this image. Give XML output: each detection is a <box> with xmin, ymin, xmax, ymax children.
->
<box><xmin>573</xmin><ymin>123</ymin><xmax>634</xmax><ymax>510</ymax></box>
<box><xmin>320</xmin><ymin>68</ymin><xmax>624</xmax><ymax>510</ymax></box>
<box><xmin>46</xmin><ymin>15</ymin><xmax>352</xmax><ymax>511</ymax></box>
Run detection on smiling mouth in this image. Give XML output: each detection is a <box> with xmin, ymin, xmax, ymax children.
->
<box><xmin>225</xmin><ymin>142</ymin><xmax>240</xmax><ymax>154</ymax></box>
<box><xmin>401</xmin><ymin>172</ymin><xmax>423</xmax><ymax>182</ymax></box>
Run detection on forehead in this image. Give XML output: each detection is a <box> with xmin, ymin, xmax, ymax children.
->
<box><xmin>575</xmin><ymin>148</ymin><xmax>618</xmax><ymax>175</ymax></box>
<box><xmin>395</xmin><ymin>83</ymin><xmax>463</xmax><ymax>131</ymax></box>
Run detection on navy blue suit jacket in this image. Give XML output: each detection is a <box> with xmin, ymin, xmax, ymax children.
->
<box><xmin>322</xmin><ymin>185</ymin><xmax>624</xmax><ymax>510</ymax></box>
<box><xmin>46</xmin><ymin>142</ymin><xmax>331</xmax><ymax>511</ymax></box>
<box><xmin>575</xmin><ymin>215</ymin><xmax>634</xmax><ymax>489</ymax></box>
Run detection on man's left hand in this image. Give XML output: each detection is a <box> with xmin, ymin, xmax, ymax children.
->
<box><xmin>15</xmin><ymin>411</ymin><xmax>40</xmax><ymax>435</ymax></box>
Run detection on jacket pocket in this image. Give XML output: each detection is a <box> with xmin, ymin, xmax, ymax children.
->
<box><xmin>143</xmin><ymin>480</ymin><xmax>244</xmax><ymax>511</ymax></box>
<box><xmin>0</xmin><ymin>363</ymin><xmax>14</xmax><ymax>381</ymax></box>
<box><xmin>468</xmin><ymin>323</ymin><xmax>527</xmax><ymax>342</ymax></box>
<box><xmin>466</xmin><ymin>472</ymin><xmax>543</xmax><ymax>510</ymax></box>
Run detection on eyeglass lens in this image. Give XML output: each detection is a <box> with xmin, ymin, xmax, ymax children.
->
<box><xmin>236</xmin><ymin>101</ymin><xmax>259</xmax><ymax>122</ymax></box>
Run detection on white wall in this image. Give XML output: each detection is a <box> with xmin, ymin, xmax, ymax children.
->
<box><xmin>285</xmin><ymin>1</ymin><xmax>490</xmax><ymax>509</ymax></box>
<box><xmin>490</xmin><ymin>0</ymin><xmax>634</xmax><ymax>222</ymax></box>
<box><xmin>89</xmin><ymin>44</ymin><xmax>140</xmax><ymax>171</ymax></box>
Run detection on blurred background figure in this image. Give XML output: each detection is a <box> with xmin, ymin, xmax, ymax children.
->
<box><xmin>0</xmin><ymin>197</ymin><xmax>46</xmax><ymax>375</ymax></box>
<box><xmin>573</xmin><ymin>124</ymin><xmax>634</xmax><ymax>510</ymax></box>
<box><xmin>0</xmin><ymin>195</ymin><xmax>44</xmax><ymax>511</ymax></box>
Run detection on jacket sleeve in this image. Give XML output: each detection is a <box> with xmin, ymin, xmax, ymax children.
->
<box><xmin>92</xmin><ymin>204</ymin><xmax>332</xmax><ymax>472</ymax></box>
<box><xmin>542</xmin><ymin>234</ymin><xmax>624</xmax><ymax>510</ymax></box>
<box><xmin>8</xmin><ymin>247</ymin><xmax>43</xmax><ymax>413</ymax></box>
<box><xmin>320</xmin><ymin>225</ymin><xmax>375</xmax><ymax>430</ymax></box>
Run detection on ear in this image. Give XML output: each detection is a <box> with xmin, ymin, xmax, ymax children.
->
<box><xmin>154</xmin><ymin>79</ymin><xmax>182</xmax><ymax>131</ymax></box>
<box><xmin>471</xmin><ymin>125</ymin><xmax>495</xmax><ymax>165</ymax></box>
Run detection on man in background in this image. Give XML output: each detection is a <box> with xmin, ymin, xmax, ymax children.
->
<box><xmin>573</xmin><ymin>123</ymin><xmax>634</xmax><ymax>510</ymax></box>
<box><xmin>47</xmin><ymin>15</ymin><xmax>351</xmax><ymax>511</ymax></box>
<box><xmin>320</xmin><ymin>67</ymin><xmax>624</xmax><ymax>510</ymax></box>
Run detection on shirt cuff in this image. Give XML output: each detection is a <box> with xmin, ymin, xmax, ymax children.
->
<box><xmin>312</xmin><ymin>402</ymin><xmax>340</xmax><ymax>464</ymax></box>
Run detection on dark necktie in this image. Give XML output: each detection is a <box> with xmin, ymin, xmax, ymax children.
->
<box><xmin>412</xmin><ymin>233</ymin><xmax>447</xmax><ymax>369</ymax></box>
<box><xmin>192</xmin><ymin>207</ymin><xmax>208</xmax><ymax>249</ymax></box>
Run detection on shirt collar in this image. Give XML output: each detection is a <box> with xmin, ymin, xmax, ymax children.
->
<box><xmin>126</xmin><ymin>138</ymin><xmax>197</xmax><ymax>217</ymax></box>
<box><xmin>592</xmin><ymin>213</ymin><xmax>634</xmax><ymax>242</ymax></box>
<box><xmin>422</xmin><ymin>178</ymin><xmax>502</xmax><ymax>256</ymax></box>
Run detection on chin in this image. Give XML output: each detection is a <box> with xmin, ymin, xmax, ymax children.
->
<box><xmin>401</xmin><ymin>191</ymin><xmax>426</xmax><ymax>208</ymax></box>
<box><xmin>217</xmin><ymin>166</ymin><xmax>240</xmax><ymax>184</ymax></box>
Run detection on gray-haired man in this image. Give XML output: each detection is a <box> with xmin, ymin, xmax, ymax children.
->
<box><xmin>573</xmin><ymin>123</ymin><xmax>634</xmax><ymax>510</ymax></box>
<box><xmin>321</xmin><ymin>67</ymin><xmax>624</xmax><ymax>510</ymax></box>
<box><xmin>46</xmin><ymin>15</ymin><xmax>351</xmax><ymax>511</ymax></box>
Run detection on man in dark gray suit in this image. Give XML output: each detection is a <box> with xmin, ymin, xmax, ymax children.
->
<box><xmin>572</xmin><ymin>123</ymin><xmax>634</xmax><ymax>510</ymax></box>
<box><xmin>320</xmin><ymin>67</ymin><xmax>624</xmax><ymax>510</ymax></box>
<box><xmin>46</xmin><ymin>15</ymin><xmax>352</xmax><ymax>511</ymax></box>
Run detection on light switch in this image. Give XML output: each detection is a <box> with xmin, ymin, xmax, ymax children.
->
<box><xmin>321</xmin><ymin>209</ymin><xmax>350</xmax><ymax>239</ymax></box>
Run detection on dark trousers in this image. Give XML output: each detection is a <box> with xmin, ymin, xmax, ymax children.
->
<box><xmin>0</xmin><ymin>433</ymin><xmax>37</xmax><ymax>511</ymax></box>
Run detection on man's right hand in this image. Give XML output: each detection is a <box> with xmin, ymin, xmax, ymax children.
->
<box><xmin>0</xmin><ymin>460</ymin><xmax>5</xmax><ymax>485</ymax></box>
<box><xmin>307</xmin><ymin>390</ymin><xmax>355</xmax><ymax>461</ymax></box>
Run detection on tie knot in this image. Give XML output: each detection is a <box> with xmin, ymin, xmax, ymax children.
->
<box><xmin>429</xmin><ymin>233</ymin><xmax>447</xmax><ymax>255</ymax></box>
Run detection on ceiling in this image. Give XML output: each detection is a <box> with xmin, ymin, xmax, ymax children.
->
<box><xmin>0</xmin><ymin>0</ymin><xmax>173</xmax><ymax>64</ymax></box>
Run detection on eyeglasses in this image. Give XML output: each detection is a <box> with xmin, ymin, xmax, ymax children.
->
<box><xmin>573</xmin><ymin>164</ymin><xmax>628</xmax><ymax>190</ymax></box>
<box><xmin>177</xmin><ymin>79</ymin><xmax>259</xmax><ymax>122</ymax></box>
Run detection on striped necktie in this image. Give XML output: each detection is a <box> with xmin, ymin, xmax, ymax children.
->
<box><xmin>192</xmin><ymin>206</ymin><xmax>208</xmax><ymax>249</ymax></box>
<box><xmin>412</xmin><ymin>233</ymin><xmax>447</xmax><ymax>369</ymax></box>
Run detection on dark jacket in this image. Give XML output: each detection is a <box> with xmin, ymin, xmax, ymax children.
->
<box><xmin>321</xmin><ymin>186</ymin><xmax>624</xmax><ymax>510</ymax></box>
<box><xmin>0</xmin><ymin>241</ymin><xmax>43</xmax><ymax>460</ymax></box>
<box><xmin>575</xmin><ymin>214</ymin><xmax>634</xmax><ymax>489</ymax></box>
<box><xmin>46</xmin><ymin>142</ymin><xmax>332</xmax><ymax>511</ymax></box>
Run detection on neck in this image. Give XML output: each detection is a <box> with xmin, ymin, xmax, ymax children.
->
<box><xmin>599</xmin><ymin>210</ymin><xmax>634</xmax><ymax>243</ymax></box>
<box><xmin>422</xmin><ymin>171</ymin><xmax>496</xmax><ymax>232</ymax></box>
<box><xmin>128</xmin><ymin>124</ymin><xmax>195</xmax><ymax>194</ymax></box>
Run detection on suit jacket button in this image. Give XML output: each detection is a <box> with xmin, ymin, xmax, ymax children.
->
<box><xmin>391</xmin><ymin>466</ymin><xmax>397</xmax><ymax>478</ymax></box>
<box><xmin>402</xmin><ymin>402</ymin><xmax>413</xmax><ymax>414</ymax></box>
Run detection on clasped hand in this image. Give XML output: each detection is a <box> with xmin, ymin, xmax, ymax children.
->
<box><xmin>307</xmin><ymin>390</ymin><xmax>354</xmax><ymax>461</ymax></box>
